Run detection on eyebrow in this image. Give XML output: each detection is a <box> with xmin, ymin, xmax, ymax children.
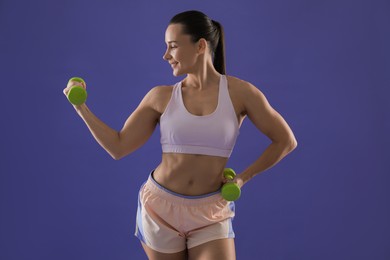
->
<box><xmin>167</xmin><ymin>41</ymin><xmax>178</xmax><ymax>44</ymax></box>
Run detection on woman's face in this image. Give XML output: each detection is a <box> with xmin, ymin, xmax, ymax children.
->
<box><xmin>163</xmin><ymin>23</ymin><xmax>200</xmax><ymax>76</ymax></box>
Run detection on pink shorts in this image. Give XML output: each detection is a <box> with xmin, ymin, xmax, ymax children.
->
<box><xmin>135</xmin><ymin>172</ymin><xmax>235</xmax><ymax>254</ymax></box>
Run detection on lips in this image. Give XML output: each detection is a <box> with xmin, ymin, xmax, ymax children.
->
<box><xmin>170</xmin><ymin>62</ymin><xmax>178</xmax><ymax>68</ymax></box>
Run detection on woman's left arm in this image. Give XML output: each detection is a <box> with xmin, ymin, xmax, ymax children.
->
<box><xmin>236</xmin><ymin>81</ymin><xmax>298</xmax><ymax>187</ymax></box>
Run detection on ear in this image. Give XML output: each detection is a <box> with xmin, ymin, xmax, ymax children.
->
<box><xmin>197</xmin><ymin>38</ymin><xmax>208</xmax><ymax>54</ymax></box>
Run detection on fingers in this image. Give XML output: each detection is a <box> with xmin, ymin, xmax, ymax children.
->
<box><xmin>63</xmin><ymin>85</ymin><xmax>73</xmax><ymax>96</ymax></box>
<box><xmin>67</xmin><ymin>79</ymin><xmax>86</xmax><ymax>90</ymax></box>
<box><xmin>222</xmin><ymin>176</ymin><xmax>235</xmax><ymax>184</ymax></box>
<box><xmin>63</xmin><ymin>79</ymin><xmax>87</xmax><ymax>97</ymax></box>
<box><xmin>222</xmin><ymin>175</ymin><xmax>244</xmax><ymax>188</ymax></box>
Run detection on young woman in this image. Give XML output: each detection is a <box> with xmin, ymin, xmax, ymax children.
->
<box><xmin>64</xmin><ymin>10</ymin><xmax>297</xmax><ymax>260</ymax></box>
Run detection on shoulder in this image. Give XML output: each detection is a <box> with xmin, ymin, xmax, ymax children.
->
<box><xmin>146</xmin><ymin>85</ymin><xmax>174</xmax><ymax>100</ymax></box>
<box><xmin>141</xmin><ymin>85</ymin><xmax>174</xmax><ymax>114</ymax></box>
<box><xmin>226</xmin><ymin>75</ymin><xmax>263</xmax><ymax>96</ymax></box>
<box><xmin>226</xmin><ymin>75</ymin><xmax>267</xmax><ymax>113</ymax></box>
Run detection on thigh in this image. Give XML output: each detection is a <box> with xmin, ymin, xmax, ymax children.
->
<box><xmin>188</xmin><ymin>238</ymin><xmax>236</xmax><ymax>260</ymax></box>
<box><xmin>141</xmin><ymin>242</ymin><xmax>187</xmax><ymax>260</ymax></box>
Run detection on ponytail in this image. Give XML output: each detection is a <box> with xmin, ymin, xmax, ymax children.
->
<box><xmin>212</xmin><ymin>20</ymin><xmax>226</xmax><ymax>75</ymax></box>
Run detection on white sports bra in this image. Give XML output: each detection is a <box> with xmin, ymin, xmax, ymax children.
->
<box><xmin>159</xmin><ymin>75</ymin><xmax>240</xmax><ymax>158</ymax></box>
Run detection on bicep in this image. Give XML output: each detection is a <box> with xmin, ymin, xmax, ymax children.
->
<box><xmin>117</xmin><ymin>90</ymin><xmax>161</xmax><ymax>156</ymax></box>
<box><xmin>244</xmin><ymin>85</ymin><xmax>294</xmax><ymax>143</ymax></box>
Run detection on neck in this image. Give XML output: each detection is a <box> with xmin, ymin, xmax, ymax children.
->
<box><xmin>184</xmin><ymin>58</ymin><xmax>221</xmax><ymax>90</ymax></box>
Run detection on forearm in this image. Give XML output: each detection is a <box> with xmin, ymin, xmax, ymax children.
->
<box><xmin>240</xmin><ymin>140</ymin><xmax>297</xmax><ymax>184</ymax></box>
<box><xmin>74</xmin><ymin>104</ymin><xmax>121</xmax><ymax>159</ymax></box>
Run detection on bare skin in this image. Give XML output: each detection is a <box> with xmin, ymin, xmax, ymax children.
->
<box><xmin>63</xmin><ymin>23</ymin><xmax>297</xmax><ymax>259</ymax></box>
<box><xmin>142</xmin><ymin>243</ymin><xmax>188</xmax><ymax>260</ymax></box>
<box><xmin>142</xmin><ymin>239</ymin><xmax>236</xmax><ymax>260</ymax></box>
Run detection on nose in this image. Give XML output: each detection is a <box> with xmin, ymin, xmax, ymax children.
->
<box><xmin>163</xmin><ymin>48</ymin><xmax>171</xmax><ymax>61</ymax></box>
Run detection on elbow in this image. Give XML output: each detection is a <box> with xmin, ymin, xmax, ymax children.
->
<box><xmin>109</xmin><ymin>149</ymin><xmax>125</xmax><ymax>160</ymax></box>
<box><xmin>110</xmin><ymin>151</ymin><xmax>127</xmax><ymax>160</ymax></box>
<box><xmin>276</xmin><ymin>135</ymin><xmax>297</xmax><ymax>154</ymax></box>
<box><xmin>110</xmin><ymin>148</ymin><xmax>133</xmax><ymax>160</ymax></box>
<box><xmin>109</xmin><ymin>135</ymin><xmax>128</xmax><ymax>160</ymax></box>
<box><xmin>108</xmin><ymin>133</ymin><xmax>140</xmax><ymax>160</ymax></box>
<box><xmin>111</xmin><ymin>154</ymin><xmax>122</xmax><ymax>160</ymax></box>
<box><xmin>287</xmin><ymin>136</ymin><xmax>298</xmax><ymax>152</ymax></box>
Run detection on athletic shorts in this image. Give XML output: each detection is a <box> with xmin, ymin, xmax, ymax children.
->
<box><xmin>134</xmin><ymin>171</ymin><xmax>235</xmax><ymax>254</ymax></box>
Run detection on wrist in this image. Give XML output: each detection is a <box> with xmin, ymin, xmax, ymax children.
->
<box><xmin>74</xmin><ymin>103</ymin><xmax>88</xmax><ymax>115</ymax></box>
<box><xmin>240</xmin><ymin>171</ymin><xmax>254</xmax><ymax>185</ymax></box>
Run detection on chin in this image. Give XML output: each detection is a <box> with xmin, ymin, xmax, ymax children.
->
<box><xmin>173</xmin><ymin>69</ymin><xmax>185</xmax><ymax>77</ymax></box>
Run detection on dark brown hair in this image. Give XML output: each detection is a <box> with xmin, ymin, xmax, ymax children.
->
<box><xmin>169</xmin><ymin>10</ymin><xmax>226</xmax><ymax>74</ymax></box>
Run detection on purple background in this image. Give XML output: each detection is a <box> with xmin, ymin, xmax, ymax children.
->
<box><xmin>1</xmin><ymin>0</ymin><xmax>389</xmax><ymax>259</ymax></box>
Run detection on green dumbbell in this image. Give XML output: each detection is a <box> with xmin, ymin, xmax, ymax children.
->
<box><xmin>67</xmin><ymin>77</ymin><xmax>87</xmax><ymax>105</ymax></box>
<box><xmin>221</xmin><ymin>168</ymin><xmax>241</xmax><ymax>201</ymax></box>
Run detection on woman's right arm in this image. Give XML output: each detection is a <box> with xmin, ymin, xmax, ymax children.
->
<box><xmin>64</xmin><ymin>83</ymin><xmax>165</xmax><ymax>160</ymax></box>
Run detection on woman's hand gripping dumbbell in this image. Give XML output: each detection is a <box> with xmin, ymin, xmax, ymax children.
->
<box><xmin>64</xmin><ymin>77</ymin><xmax>88</xmax><ymax>105</ymax></box>
<box><xmin>221</xmin><ymin>168</ymin><xmax>242</xmax><ymax>201</ymax></box>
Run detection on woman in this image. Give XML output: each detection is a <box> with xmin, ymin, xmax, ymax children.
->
<box><xmin>64</xmin><ymin>10</ymin><xmax>297</xmax><ymax>260</ymax></box>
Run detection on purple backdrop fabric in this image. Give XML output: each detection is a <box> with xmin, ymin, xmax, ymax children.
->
<box><xmin>0</xmin><ymin>0</ymin><xmax>389</xmax><ymax>259</ymax></box>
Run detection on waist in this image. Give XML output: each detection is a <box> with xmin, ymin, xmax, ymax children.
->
<box><xmin>146</xmin><ymin>171</ymin><xmax>223</xmax><ymax>205</ymax></box>
<box><xmin>153</xmin><ymin>153</ymin><xmax>227</xmax><ymax>196</ymax></box>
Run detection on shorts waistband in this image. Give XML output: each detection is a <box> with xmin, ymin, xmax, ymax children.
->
<box><xmin>144</xmin><ymin>171</ymin><xmax>223</xmax><ymax>206</ymax></box>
